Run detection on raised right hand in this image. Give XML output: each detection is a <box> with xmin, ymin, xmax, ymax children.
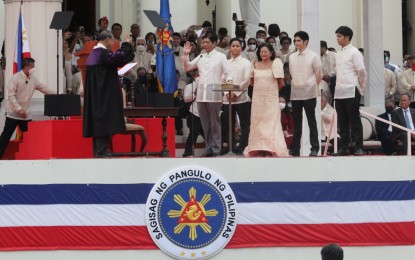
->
<box><xmin>183</xmin><ymin>41</ymin><xmax>192</xmax><ymax>55</ymax></box>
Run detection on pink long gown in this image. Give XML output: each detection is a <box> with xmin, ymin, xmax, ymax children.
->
<box><xmin>244</xmin><ymin>59</ymin><xmax>289</xmax><ymax>157</ymax></box>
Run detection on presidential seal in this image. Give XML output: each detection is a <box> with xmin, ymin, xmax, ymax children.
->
<box><xmin>146</xmin><ymin>166</ymin><xmax>237</xmax><ymax>259</ymax></box>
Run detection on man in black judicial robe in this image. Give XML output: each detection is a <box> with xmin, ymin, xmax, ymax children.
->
<box><xmin>83</xmin><ymin>31</ymin><xmax>134</xmax><ymax>157</ymax></box>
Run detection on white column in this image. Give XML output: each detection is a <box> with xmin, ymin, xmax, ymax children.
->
<box><xmin>362</xmin><ymin>0</ymin><xmax>384</xmax><ymax>108</ymax></box>
<box><xmin>296</xmin><ymin>0</ymin><xmax>321</xmax><ymax>156</ymax></box>
<box><xmin>1</xmin><ymin>0</ymin><xmax>63</xmax><ymax>129</ymax></box>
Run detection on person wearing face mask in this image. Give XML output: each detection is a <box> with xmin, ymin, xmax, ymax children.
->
<box><xmin>126</xmin><ymin>37</ymin><xmax>153</xmax><ymax>82</ymax></box>
<box><xmin>255</xmin><ymin>30</ymin><xmax>267</xmax><ymax>45</ymax></box>
<box><xmin>245</xmin><ymin>38</ymin><xmax>257</xmax><ymax>62</ymax></box>
<box><xmin>145</xmin><ymin>32</ymin><xmax>157</xmax><ymax>55</ymax></box>
<box><xmin>0</xmin><ymin>58</ymin><xmax>55</xmax><ymax>159</ymax></box>
<box><xmin>375</xmin><ymin>99</ymin><xmax>396</xmax><ymax>155</ymax></box>
<box><xmin>279</xmin><ymin>95</ymin><xmax>294</xmax><ymax>149</ymax></box>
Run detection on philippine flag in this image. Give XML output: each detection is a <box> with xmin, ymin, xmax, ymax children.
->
<box><xmin>13</xmin><ymin>7</ymin><xmax>31</xmax><ymax>74</ymax></box>
<box><xmin>0</xmin><ymin>181</ymin><xmax>414</xmax><ymax>250</ymax></box>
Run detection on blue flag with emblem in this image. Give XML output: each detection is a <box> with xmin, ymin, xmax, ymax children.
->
<box><xmin>156</xmin><ymin>0</ymin><xmax>177</xmax><ymax>94</ymax></box>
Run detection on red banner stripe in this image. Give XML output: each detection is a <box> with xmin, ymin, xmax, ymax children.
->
<box><xmin>0</xmin><ymin>222</ymin><xmax>414</xmax><ymax>251</ymax></box>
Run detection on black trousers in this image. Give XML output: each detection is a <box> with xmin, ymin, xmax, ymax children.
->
<box><xmin>183</xmin><ymin>112</ymin><xmax>204</xmax><ymax>156</ymax></box>
<box><xmin>378</xmin><ymin>133</ymin><xmax>395</xmax><ymax>155</ymax></box>
<box><xmin>393</xmin><ymin>133</ymin><xmax>415</xmax><ymax>155</ymax></box>
<box><xmin>290</xmin><ymin>98</ymin><xmax>319</xmax><ymax>153</ymax></box>
<box><xmin>222</xmin><ymin>102</ymin><xmax>251</xmax><ymax>153</ymax></box>
<box><xmin>92</xmin><ymin>136</ymin><xmax>111</xmax><ymax>157</ymax></box>
<box><xmin>335</xmin><ymin>88</ymin><xmax>363</xmax><ymax>149</ymax></box>
<box><xmin>0</xmin><ymin>117</ymin><xmax>29</xmax><ymax>159</ymax></box>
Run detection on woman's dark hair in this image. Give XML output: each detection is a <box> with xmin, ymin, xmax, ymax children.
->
<box><xmin>256</xmin><ymin>43</ymin><xmax>275</xmax><ymax>61</ymax></box>
<box><xmin>280</xmin><ymin>36</ymin><xmax>292</xmax><ymax>45</ymax></box>
<box><xmin>145</xmin><ymin>32</ymin><xmax>157</xmax><ymax>42</ymax></box>
<box><xmin>266</xmin><ymin>36</ymin><xmax>276</xmax><ymax>43</ymax></box>
<box><xmin>247</xmin><ymin>38</ymin><xmax>257</xmax><ymax>48</ymax></box>
<box><xmin>280</xmin><ymin>95</ymin><xmax>291</xmax><ymax>117</ymax></box>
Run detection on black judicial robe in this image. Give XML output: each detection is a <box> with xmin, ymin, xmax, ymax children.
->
<box><xmin>83</xmin><ymin>42</ymin><xmax>134</xmax><ymax>138</ymax></box>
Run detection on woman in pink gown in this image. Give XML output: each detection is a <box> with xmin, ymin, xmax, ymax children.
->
<box><xmin>244</xmin><ymin>43</ymin><xmax>289</xmax><ymax>157</ymax></box>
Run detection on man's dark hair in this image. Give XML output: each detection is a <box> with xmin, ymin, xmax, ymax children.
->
<box><xmin>172</xmin><ymin>32</ymin><xmax>181</xmax><ymax>38</ymax></box>
<box><xmin>294</xmin><ymin>31</ymin><xmax>309</xmax><ymax>42</ymax></box>
<box><xmin>321</xmin><ymin>244</ymin><xmax>344</xmax><ymax>260</ymax></box>
<box><xmin>218</xmin><ymin>27</ymin><xmax>228</xmax><ymax>37</ymax></box>
<box><xmin>111</xmin><ymin>23</ymin><xmax>122</xmax><ymax>31</ymax></box>
<box><xmin>321</xmin><ymin>40</ymin><xmax>328</xmax><ymax>49</ymax></box>
<box><xmin>328</xmin><ymin>47</ymin><xmax>336</xmax><ymax>52</ymax></box>
<box><xmin>280</xmin><ymin>37</ymin><xmax>292</xmax><ymax>45</ymax></box>
<box><xmin>22</xmin><ymin>57</ymin><xmax>35</xmax><ymax>69</ymax></box>
<box><xmin>202</xmin><ymin>33</ymin><xmax>218</xmax><ymax>44</ymax></box>
<box><xmin>335</xmin><ymin>26</ymin><xmax>354</xmax><ymax>41</ymax></box>
<box><xmin>401</xmin><ymin>93</ymin><xmax>411</xmax><ymax>100</ymax></box>
<box><xmin>202</xmin><ymin>21</ymin><xmax>212</xmax><ymax>28</ymax></box>
<box><xmin>268</xmin><ymin>23</ymin><xmax>281</xmax><ymax>37</ymax></box>
<box><xmin>256</xmin><ymin>30</ymin><xmax>266</xmax><ymax>38</ymax></box>
<box><xmin>256</xmin><ymin>43</ymin><xmax>276</xmax><ymax>61</ymax></box>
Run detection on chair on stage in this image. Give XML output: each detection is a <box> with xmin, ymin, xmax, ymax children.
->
<box><xmin>112</xmin><ymin>88</ymin><xmax>147</xmax><ymax>153</ymax></box>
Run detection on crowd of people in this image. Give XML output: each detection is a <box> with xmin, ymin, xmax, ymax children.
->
<box><xmin>0</xmin><ymin>15</ymin><xmax>414</xmax><ymax>158</ymax></box>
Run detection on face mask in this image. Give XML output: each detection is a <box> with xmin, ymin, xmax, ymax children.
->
<box><xmin>28</xmin><ymin>68</ymin><xmax>36</xmax><ymax>75</ymax></box>
<box><xmin>248</xmin><ymin>44</ymin><xmax>256</xmax><ymax>51</ymax></box>
<box><xmin>256</xmin><ymin>38</ymin><xmax>265</xmax><ymax>44</ymax></box>
<box><xmin>279</xmin><ymin>102</ymin><xmax>286</xmax><ymax>110</ymax></box>
<box><xmin>385</xmin><ymin>56</ymin><xmax>389</xmax><ymax>63</ymax></box>
<box><xmin>136</xmin><ymin>45</ymin><xmax>145</xmax><ymax>52</ymax></box>
<box><xmin>270</xmin><ymin>43</ymin><xmax>276</xmax><ymax>49</ymax></box>
<box><xmin>385</xmin><ymin>106</ymin><xmax>394</xmax><ymax>114</ymax></box>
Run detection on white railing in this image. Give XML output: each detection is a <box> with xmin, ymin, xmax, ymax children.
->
<box><xmin>323</xmin><ymin>103</ymin><xmax>415</xmax><ymax>156</ymax></box>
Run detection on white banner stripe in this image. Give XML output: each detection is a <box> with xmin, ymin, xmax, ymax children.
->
<box><xmin>237</xmin><ymin>201</ymin><xmax>415</xmax><ymax>224</ymax></box>
<box><xmin>0</xmin><ymin>205</ymin><xmax>147</xmax><ymax>227</ymax></box>
<box><xmin>0</xmin><ymin>201</ymin><xmax>414</xmax><ymax>227</ymax></box>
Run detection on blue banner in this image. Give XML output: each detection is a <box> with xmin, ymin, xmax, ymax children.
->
<box><xmin>156</xmin><ymin>0</ymin><xmax>178</xmax><ymax>93</ymax></box>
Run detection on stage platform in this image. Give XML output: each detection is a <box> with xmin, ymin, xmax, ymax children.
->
<box><xmin>0</xmin><ymin>156</ymin><xmax>414</xmax><ymax>260</ymax></box>
<box><xmin>2</xmin><ymin>119</ymin><xmax>176</xmax><ymax>160</ymax></box>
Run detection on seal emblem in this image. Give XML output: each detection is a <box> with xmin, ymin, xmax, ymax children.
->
<box><xmin>146</xmin><ymin>167</ymin><xmax>237</xmax><ymax>259</ymax></box>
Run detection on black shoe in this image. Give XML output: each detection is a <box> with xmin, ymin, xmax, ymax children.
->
<box><xmin>95</xmin><ymin>152</ymin><xmax>113</xmax><ymax>158</ymax></box>
<box><xmin>289</xmin><ymin>150</ymin><xmax>300</xmax><ymax>157</ymax></box>
<box><xmin>334</xmin><ymin>148</ymin><xmax>349</xmax><ymax>156</ymax></box>
<box><xmin>202</xmin><ymin>153</ymin><xmax>213</xmax><ymax>157</ymax></box>
<box><xmin>354</xmin><ymin>148</ymin><xmax>365</xmax><ymax>156</ymax></box>
<box><xmin>183</xmin><ymin>153</ymin><xmax>193</xmax><ymax>158</ymax></box>
<box><xmin>211</xmin><ymin>153</ymin><xmax>220</xmax><ymax>157</ymax></box>
<box><xmin>309</xmin><ymin>151</ymin><xmax>318</xmax><ymax>157</ymax></box>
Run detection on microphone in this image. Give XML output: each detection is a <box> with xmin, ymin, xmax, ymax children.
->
<box><xmin>194</xmin><ymin>54</ymin><xmax>203</xmax><ymax>64</ymax></box>
<box><xmin>25</xmin><ymin>81</ymin><xmax>28</xmax><ymax>84</ymax></box>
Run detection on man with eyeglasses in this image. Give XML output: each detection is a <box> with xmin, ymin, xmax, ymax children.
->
<box><xmin>83</xmin><ymin>31</ymin><xmax>134</xmax><ymax>157</ymax></box>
